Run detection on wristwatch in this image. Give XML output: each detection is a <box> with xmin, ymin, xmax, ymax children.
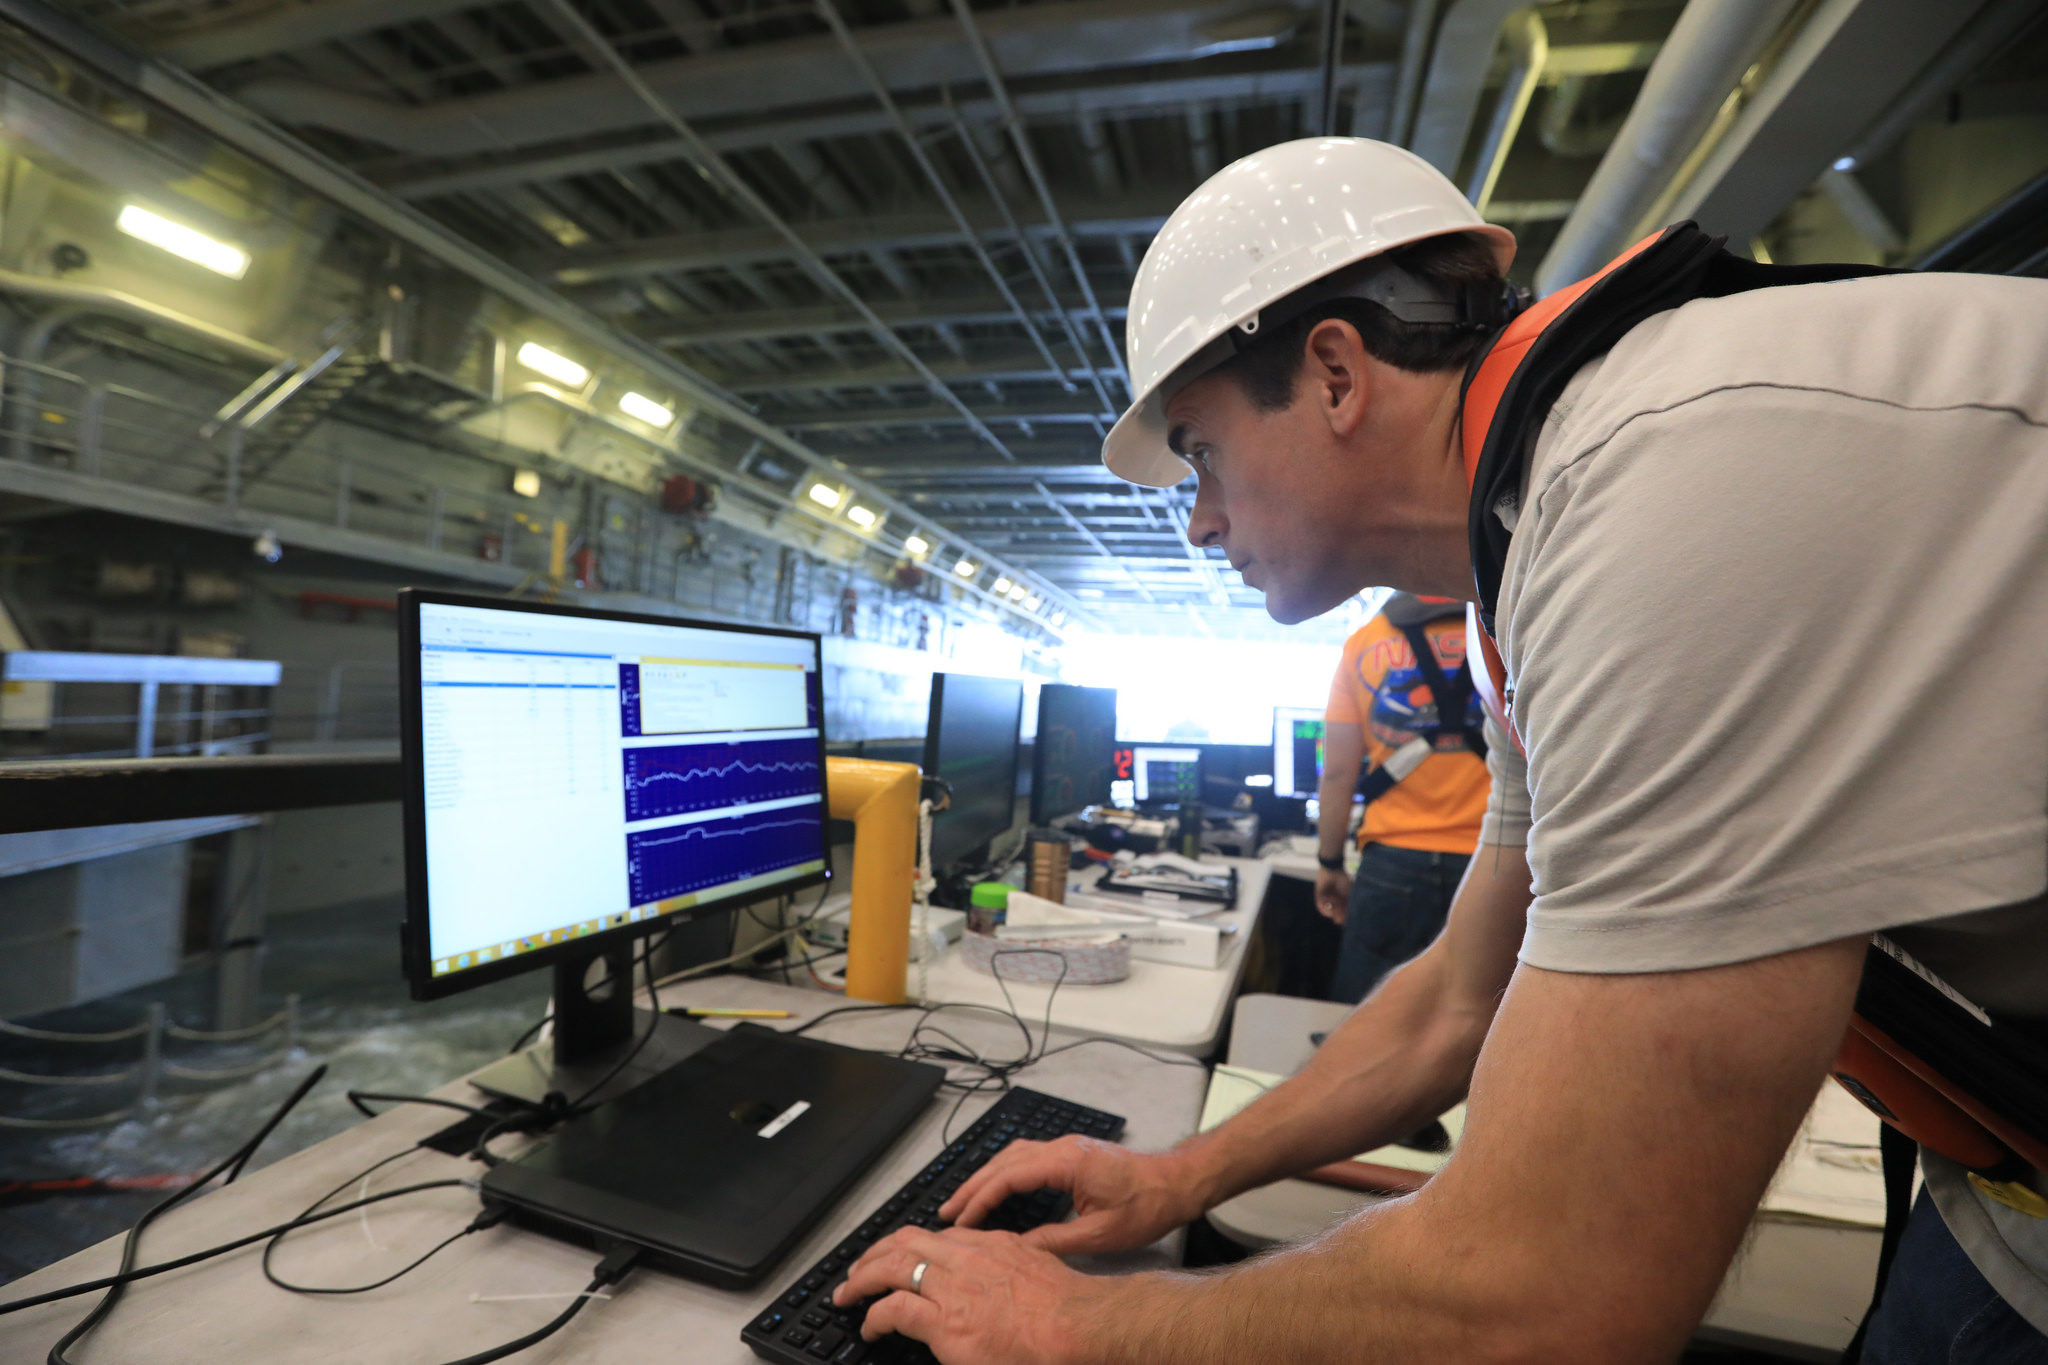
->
<box><xmin>1316</xmin><ymin>852</ymin><xmax>1346</xmax><ymax>872</ymax></box>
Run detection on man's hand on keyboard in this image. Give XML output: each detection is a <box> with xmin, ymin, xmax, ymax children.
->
<box><xmin>834</xmin><ymin>1224</ymin><xmax>1101</xmax><ymax>1364</ymax></box>
<box><xmin>938</xmin><ymin>1135</ymin><xmax>1203</xmax><ymax>1256</ymax></box>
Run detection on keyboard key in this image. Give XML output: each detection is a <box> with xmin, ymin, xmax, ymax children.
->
<box><xmin>784</xmin><ymin>1327</ymin><xmax>813</xmax><ymax>1348</ymax></box>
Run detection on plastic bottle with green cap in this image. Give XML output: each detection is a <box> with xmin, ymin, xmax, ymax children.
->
<box><xmin>968</xmin><ymin>881</ymin><xmax>1010</xmax><ymax>935</ymax></box>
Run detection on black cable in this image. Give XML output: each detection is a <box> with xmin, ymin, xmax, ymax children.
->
<box><xmin>421</xmin><ymin>1245</ymin><xmax>639</xmax><ymax>1365</ymax></box>
<box><xmin>41</xmin><ymin>1064</ymin><xmax>327</xmax><ymax>1364</ymax></box>
<box><xmin>784</xmin><ymin>1003</ymin><xmax>921</xmax><ymax>1036</ymax></box>
<box><xmin>259</xmin><ymin>1145</ymin><xmax>503</xmax><ymax>1297</ymax></box>
<box><xmin>505</xmin><ymin>1010</ymin><xmax>551</xmax><ymax>1056</ymax></box>
<box><xmin>5</xmin><ymin>1179</ymin><xmax>471</xmax><ymax>1320</ymax></box>
<box><xmin>346</xmin><ymin>1091</ymin><xmax>491</xmax><ymax>1122</ymax></box>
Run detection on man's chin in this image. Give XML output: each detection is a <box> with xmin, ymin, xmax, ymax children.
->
<box><xmin>1253</xmin><ymin>573</ymin><xmax>1368</xmax><ymax>626</ymax></box>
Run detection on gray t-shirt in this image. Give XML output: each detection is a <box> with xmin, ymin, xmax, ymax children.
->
<box><xmin>1472</xmin><ymin>272</ymin><xmax>2048</xmax><ymax>1326</ymax></box>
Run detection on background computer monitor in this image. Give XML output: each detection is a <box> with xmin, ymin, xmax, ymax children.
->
<box><xmin>1272</xmin><ymin>705</ymin><xmax>1327</xmax><ymax>800</ymax></box>
<box><xmin>1030</xmin><ymin>683</ymin><xmax>1118</xmax><ymax>825</ymax></box>
<box><xmin>398</xmin><ymin>591</ymin><xmax>829</xmax><ymax>1084</ymax></box>
<box><xmin>923</xmin><ymin>672</ymin><xmax>1024</xmax><ymax>870</ymax></box>
<box><xmin>1129</xmin><ymin>744</ymin><xmax>1203</xmax><ymax>809</ymax></box>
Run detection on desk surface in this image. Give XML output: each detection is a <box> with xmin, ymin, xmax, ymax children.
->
<box><xmin>1205</xmin><ymin>993</ymin><xmax>1878</xmax><ymax>1362</ymax></box>
<box><xmin>912</xmin><ymin>857</ymin><xmax>1272</xmax><ymax>1056</ymax></box>
<box><xmin>0</xmin><ymin>977</ymin><xmax>1209</xmax><ymax>1365</ymax></box>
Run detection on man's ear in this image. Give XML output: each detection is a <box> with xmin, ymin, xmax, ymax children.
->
<box><xmin>1302</xmin><ymin>318</ymin><xmax>1371</xmax><ymax>437</ymax></box>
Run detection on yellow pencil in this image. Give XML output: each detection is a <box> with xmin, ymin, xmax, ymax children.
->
<box><xmin>678</xmin><ymin>1007</ymin><xmax>794</xmax><ymax>1019</ymax></box>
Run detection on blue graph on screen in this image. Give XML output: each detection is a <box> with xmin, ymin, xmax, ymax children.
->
<box><xmin>622</xmin><ymin>737</ymin><xmax>822</xmax><ymax>821</ymax></box>
<box><xmin>627</xmin><ymin>804</ymin><xmax>823</xmax><ymax>904</ymax></box>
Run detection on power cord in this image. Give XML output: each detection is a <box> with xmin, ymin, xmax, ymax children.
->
<box><xmin>428</xmin><ymin>1245</ymin><xmax>640</xmax><ymax>1365</ymax></box>
<box><xmin>33</xmin><ymin>1063</ymin><xmax>324</xmax><ymax>1363</ymax></box>
<box><xmin>259</xmin><ymin>1146</ymin><xmax>510</xmax><ymax>1297</ymax></box>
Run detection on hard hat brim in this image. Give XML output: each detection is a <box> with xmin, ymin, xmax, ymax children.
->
<box><xmin>1102</xmin><ymin>398</ymin><xmax>1191</xmax><ymax>489</ymax></box>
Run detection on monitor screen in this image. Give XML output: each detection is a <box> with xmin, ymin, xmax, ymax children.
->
<box><xmin>1030</xmin><ymin>684</ymin><xmax>1118</xmax><ymax>824</ymax></box>
<box><xmin>1272</xmin><ymin>705</ymin><xmax>1327</xmax><ymax>799</ymax></box>
<box><xmin>924</xmin><ymin>673</ymin><xmax>1024</xmax><ymax>870</ymax></box>
<box><xmin>1130</xmin><ymin>745</ymin><xmax>1202</xmax><ymax>807</ymax></box>
<box><xmin>400</xmin><ymin>592</ymin><xmax>829</xmax><ymax>998</ymax></box>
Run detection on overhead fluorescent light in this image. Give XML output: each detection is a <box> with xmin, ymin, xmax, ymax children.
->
<box><xmin>846</xmin><ymin>504</ymin><xmax>878</xmax><ymax>528</ymax></box>
<box><xmin>1024</xmin><ymin>595</ymin><xmax>1040</xmax><ymax>609</ymax></box>
<box><xmin>993</xmin><ymin>577</ymin><xmax>1013</xmax><ymax>594</ymax></box>
<box><xmin>511</xmin><ymin>469</ymin><xmax>541</xmax><ymax>498</ymax></box>
<box><xmin>618</xmin><ymin>391</ymin><xmax>673</xmax><ymax>427</ymax></box>
<box><xmin>1007</xmin><ymin>585</ymin><xmax>1027</xmax><ymax>602</ymax></box>
<box><xmin>807</xmin><ymin>483</ymin><xmax>842</xmax><ymax>508</ymax></box>
<box><xmin>904</xmin><ymin>534</ymin><xmax>930</xmax><ymax>557</ymax></box>
<box><xmin>517</xmin><ymin>341</ymin><xmax>589</xmax><ymax>387</ymax></box>
<box><xmin>117</xmin><ymin>205</ymin><xmax>249</xmax><ymax>279</ymax></box>
<box><xmin>954</xmin><ymin>559</ymin><xmax>977</xmax><ymax>577</ymax></box>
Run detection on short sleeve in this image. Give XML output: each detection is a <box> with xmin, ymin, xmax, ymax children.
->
<box><xmin>1477</xmin><ymin>714</ymin><xmax>1528</xmax><ymax>848</ymax></box>
<box><xmin>1507</xmin><ymin>390</ymin><xmax>2048</xmax><ymax>974</ymax></box>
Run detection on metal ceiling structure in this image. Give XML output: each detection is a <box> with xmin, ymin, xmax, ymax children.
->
<box><xmin>35</xmin><ymin>0</ymin><xmax>2048</xmax><ymax>634</ymax></box>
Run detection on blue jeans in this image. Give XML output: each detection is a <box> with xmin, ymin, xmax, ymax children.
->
<box><xmin>1327</xmin><ymin>843</ymin><xmax>1468</xmax><ymax>1006</ymax></box>
<box><xmin>1862</xmin><ymin>1189</ymin><xmax>2048</xmax><ymax>1363</ymax></box>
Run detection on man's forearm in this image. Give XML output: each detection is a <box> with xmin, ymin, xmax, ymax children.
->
<box><xmin>1315</xmin><ymin>766</ymin><xmax>1353</xmax><ymax>860</ymax></box>
<box><xmin>1163</xmin><ymin>847</ymin><xmax>1530</xmax><ymax>1207</ymax></box>
<box><xmin>1164</xmin><ymin>947</ymin><xmax>1482</xmax><ymax>1204</ymax></box>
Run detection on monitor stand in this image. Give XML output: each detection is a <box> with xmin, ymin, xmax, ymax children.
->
<box><xmin>468</xmin><ymin>938</ymin><xmax>719</xmax><ymax>1109</ymax></box>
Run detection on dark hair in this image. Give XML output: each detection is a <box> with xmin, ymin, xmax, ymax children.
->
<box><xmin>1215</xmin><ymin>231</ymin><xmax>1505</xmax><ymax>412</ymax></box>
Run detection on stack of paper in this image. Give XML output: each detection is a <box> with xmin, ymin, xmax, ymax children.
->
<box><xmin>1200</xmin><ymin>1065</ymin><xmax>1466</xmax><ymax>1192</ymax></box>
<box><xmin>1758</xmin><ymin>1081</ymin><xmax>1893</xmax><ymax>1227</ymax></box>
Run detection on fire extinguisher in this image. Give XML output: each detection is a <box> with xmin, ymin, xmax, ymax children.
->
<box><xmin>571</xmin><ymin>547</ymin><xmax>601</xmax><ymax>590</ymax></box>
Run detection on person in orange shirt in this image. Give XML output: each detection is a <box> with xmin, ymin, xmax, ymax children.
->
<box><xmin>1314</xmin><ymin>593</ymin><xmax>1490</xmax><ymax>1004</ymax></box>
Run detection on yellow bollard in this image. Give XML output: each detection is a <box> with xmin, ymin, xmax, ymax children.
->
<box><xmin>826</xmin><ymin>756</ymin><xmax>919</xmax><ymax>1004</ymax></box>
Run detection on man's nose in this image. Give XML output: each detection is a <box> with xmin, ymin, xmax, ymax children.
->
<box><xmin>1186</xmin><ymin>478</ymin><xmax>1226</xmax><ymax>548</ymax></box>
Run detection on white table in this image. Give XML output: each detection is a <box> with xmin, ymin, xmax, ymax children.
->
<box><xmin>1205</xmin><ymin>993</ymin><xmax>1880</xmax><ymax>1362</ymax></box>
<box><xmin>913</xmin><ymin>858</ymin><xmax>1272</xmax><ymax>1056</ymax></box>
<box><xmin>0</xmin><ymin>977</ymin><xmax>1209</xmax><ymax>1365</ymax></box>
<box><xmin>1259</xmin><ymin>834</ymin><xmax>1325</xmax><ymax>884</ymax></box>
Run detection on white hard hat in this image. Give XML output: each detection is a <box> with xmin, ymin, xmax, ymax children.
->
<box><xmin>1102</xmin><ymin>138</ymin><xmax>1516</xmax><ymax>488</ymax></box>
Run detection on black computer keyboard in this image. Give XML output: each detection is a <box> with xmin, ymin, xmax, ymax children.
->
<box><xmin>741</xmin><ymin>1087</ymin><xmax>1125</xmax><ymax>1365</ymax></box>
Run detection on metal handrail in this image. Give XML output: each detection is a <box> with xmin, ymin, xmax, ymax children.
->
<box><xmin>0</xmin><ymin>996</ymin><xmax>299</xmax><ymax>1127</ymax></box>
<box><xmin>0</xmin><ymin>1015</ymin><xmax>154</xmax><ymax>1043</ymax></box>
<box><xmin>0</xmin><ymin>1062</ymin><xmax>145</xmax><ymax>1086</ymax></box>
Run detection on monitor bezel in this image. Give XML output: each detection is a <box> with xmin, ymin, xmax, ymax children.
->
<box><xmin>397</xmin><ymin>588</ymin><xmax>831</xmax><ymax>1002</ymax></box>
<box><xmin>1272</xmin><ymin>704</ymin><xmax>1327</xmax><ymax>800</ymax></box>
<box><xmin>1129</xmin><ymin>743</ymin><xmax>1205</xmax><ymax>808</ymax></box>
<box><xmin>1028</xmin><ymin>683</ymin><xmax>1118</xmax><ymax>826</ymax></box>
<box><xmin>921</xmin><ymin>671</ymin><xmax>1024</xmax><ymax>869</ymax></box>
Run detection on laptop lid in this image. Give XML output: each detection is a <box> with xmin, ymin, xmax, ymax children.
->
<box><xmin>481</xmin><ymin>1026</ymin><xmax>942</xmax><ymax>1288</ymax></box>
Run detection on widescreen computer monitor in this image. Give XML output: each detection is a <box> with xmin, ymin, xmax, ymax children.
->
<box><xmin>1129</xmin><ymin>744</ymin><xmax>1203</xmax><ymax>809</ymax></box>
<box><xmin>1030</xmin><ymin>684</ymin><xmax>1118</xmax><ymax>824</ymax></box>
<box><xmin>398</xmin><ymin>590</ymin><xmax>829</xmax><ymax>1092</ymax></box>
<box><xmin>1273</xmin><ymin>705</ymin><xmax>1327</xmax><ymax>800</ymax></box>
<box><xmin>923</xmin><ymin>672</ymin><xmax>1024</xmax><ymax>870</ymax></box>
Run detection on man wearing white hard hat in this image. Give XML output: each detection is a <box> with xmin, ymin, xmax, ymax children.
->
<box><xmin>837</xmin><ymin>138</ymin><xmax>2048</xmax><ymax>1361</ymax></box>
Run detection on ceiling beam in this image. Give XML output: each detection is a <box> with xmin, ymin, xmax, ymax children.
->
<box><xmin>379</xmin><ymin>60</ymin><xmax>1395</xmax><ymax>199</ymax></box>
<box><xmin>724</xmin><ymin>347</ymin><xmax>1095</xmax><ymax>393</ymax></box>
<box><xmin>126</xmin><ymin>0</ymin><xmax>480</xmax><ymax>68</ymax></box>
<box><xmin>233</xmin><ymin>0</ymin><xmax>1323</xmax><ymax>158</ymax></box>
<box><xmin>530</xmin><ymin>195</ymin><xmax>1178</xmax><ymax>283</ymax></box>
<box><xmin>760</xmin><ymin>397</ymin><xmax>1114</xmax><ymax>431</ymax></box>
<box><xmin>651</xmin><ymin>294</ymin><xmax>1128</xmax><ymax>345</ymax></box>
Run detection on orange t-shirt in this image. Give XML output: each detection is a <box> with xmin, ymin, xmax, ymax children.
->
<box><xmin>1324</xmin><ymin>613</ymin><xmax>1490</xmax><ymax>854</ymax></box>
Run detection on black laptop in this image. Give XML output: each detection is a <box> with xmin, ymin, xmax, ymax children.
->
<box><xmin>481</xmin><ymin>1025</ymin><xmax>943</xmax><ymax>1288</ymax></box>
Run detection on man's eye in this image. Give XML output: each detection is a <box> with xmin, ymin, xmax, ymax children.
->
<box><xmin>1190</xmin><ymin>449</ymin><xmax>1214</xmax><ymax>472</ymax></box>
